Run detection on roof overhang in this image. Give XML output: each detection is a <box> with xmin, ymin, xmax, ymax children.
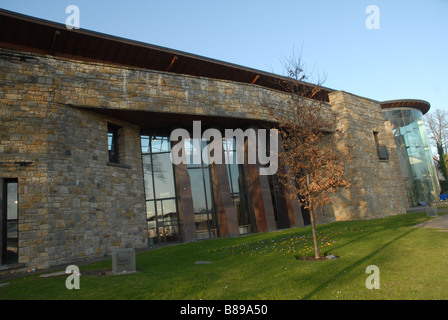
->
<box><xmin>79</xmin><ymin>107</ymin><xmax>273</xmax><ymax>132</ymax></box>
<box><xmin>380</xmin><ymin>99</ymin><xmax>430</xmax><ymax>115</ymax></box>
<box><xmin>0</xmin><ymin>9</ymin><xmax>333</xmax><ymax>102</ymax></box>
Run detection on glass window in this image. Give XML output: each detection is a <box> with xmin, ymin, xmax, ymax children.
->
<box><xmin>142</xmin><ymin>155</ymin><xmax>154</xmax><ymax>200</ymax></box>
<box><xmin>152</xmin><ymin>153</ymin><xmax>176</xmax><ymax>199</ymax></box>
<box><xmin>1</xmin><ymin>179</ymin><xmax>18</xmax><ymax>265</ymax></box>
<box><xmin>223</xmin><ymin>138</ymin><xmax>254</xmax><ymax>235</ymax></box>
<box><xmin>151</xmin><ymin>136</ymin><xmax>171</xmax><ymax>153</ymax></box>
<box><xmin>383</xmin><ymin>108</ymin><xmax>440</xmax><ymax>205</ymax></box>
<box><xmin>184</xmin><ymin>138</ymin><xmax>202</xmax><ymax>168</ymax></box>
<box><xmin>186</xmin><ymin>138</ymin><xmax>219</xmax><ymax>240</ymax></box>
<box><xmin>108</xmin><ymin>124</ymin><xmax>120</xmax><ymax>163</ymax></box>
<box><xmin>141</xmin><ymin>136</ymin><xmax>180</xmax><ymax>245</ymax></box>
<box><xmin>141</xmin><ymin>135</ymin><xmax>151</xmax><ymax>154</ymax></box>
<box><xmin>146</xmin><ymin>201</ymin><xmax>156</xmax><ymax>220</ymax></box>
<box><xmin>188</xmin><ymin>168</ymin><xmax>208</xmax><ymax>213</ymax></box>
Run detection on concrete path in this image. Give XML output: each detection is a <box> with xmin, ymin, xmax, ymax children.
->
<box><xmin>414</xmin><ymin>213</ymin><xmax>448</xmax><ymax>230</ymax></box>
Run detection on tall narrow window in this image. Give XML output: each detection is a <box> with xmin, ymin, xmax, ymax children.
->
<box><xmin>185</xmin><ymin>138</ymin><xmax>218</xmax><ymax>240</ymax></box>
<box><xmin>223</xmin><ymin>138</ymin><xmax>254</xmax><ymax>235</ymax></box>
<box><xmin>1</xmin><ymin>179</ymin><xmax>18</xmax><ymax>265</ymax></box>
<box><xmin>141</xmin><ymin>135</ymin><xmax>180</xmax><ymax>245</ymax></box>
<box><xmin>374</xmin><ymin>131</ymin><xmax>389</xmax><ymax>160</ymax></box>
<box><xmin>108</xmin><ymin>124</ymin><xmax>120</xmax><ymax>163</ymax></box>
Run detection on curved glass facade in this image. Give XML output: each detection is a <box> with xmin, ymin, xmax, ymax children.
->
<box><xmin>382</xmin><ymin>108</ymin><xmax>439</xmax><ymax>206</ymax></box>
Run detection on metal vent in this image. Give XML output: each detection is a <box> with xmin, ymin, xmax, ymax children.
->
<box><xmin>111</xmin><ymin>248</ymin><xmax>136</xmax><ymax>274</ymax></box>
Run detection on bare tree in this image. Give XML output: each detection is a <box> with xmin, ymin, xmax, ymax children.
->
<box><xmin>267</xmin><ymin>52</ymin><xmax>352</xmax><ymax>260</ymax></box>
<box><xmin>425</xmin><ymin>109</ymin><xmax>448</xmax><ymax>153</ymax></box>
<box><xmin>425</xmin><ymin>109</ymin><xmax>448</xmax><ymax>192</ymax></box>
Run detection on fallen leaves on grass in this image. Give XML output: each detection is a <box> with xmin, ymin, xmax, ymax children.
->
<box><xmin>209</xmin><ymin>227</ymin><xmax>363</xmax><ymax>257</ymax></box>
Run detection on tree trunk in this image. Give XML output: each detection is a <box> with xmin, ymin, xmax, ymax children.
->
<box><xmin>309</xmin><ymin>208</ymin><xmax>320</xmax><ymax>259</ymax></box>
<box><xmin>306</xmin><ymin>173</ymin><xmax>320</xmax><ymax>259</ymax></box>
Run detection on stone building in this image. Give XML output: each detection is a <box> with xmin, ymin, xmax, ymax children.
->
<box><xmin>0</xmin><ymin>10</ymin><xmax>436</xmax><ymax>275</ymax></box>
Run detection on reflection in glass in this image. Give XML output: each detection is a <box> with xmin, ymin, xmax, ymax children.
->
<box><xmin>151</xmin><ymin>136</ymin><xmax>171</xmax><ymax>153</ymax></box>
<box><xmin>142</xmin><ymin>136</ymin><xmax>180</xmax><ymax>245</ymax></box>
<box><xmin>152</xmin><ymin>153</ymin><xmax>176</xmax><ymax>199</ymax></box>
<box><xmin>2</xmin><ymin>180</ymin><xmax>18</xmax><ymax>264</ymax></box>
<box><xmin>186</xmin><ymin>138</ymin><xmax>218</xmax><ymax>240</ymax></box>
<box><xmin>383</xmin><ymin>108</ymin><xmax>439</xmax><ymax>205</ymax></box>
<box><xmin>184</xmin><ymin>138</ymin><xmax>202</xmax><ymax>168</ymax></box>
<box><xmin>223</xmin><ymin>138</ymin><xmax>253</xmax><ymax>235</ymax></box>
<box><xmin>142</xmin><ymin>155</ymin><xmax>154</xmax><ymax>200</ymax></box>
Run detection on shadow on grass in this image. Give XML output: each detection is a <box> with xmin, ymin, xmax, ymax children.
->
<box><xmin>301</xmin><ymin>227</ymin><xmax>417</xmax><ymax>300</ymax></box>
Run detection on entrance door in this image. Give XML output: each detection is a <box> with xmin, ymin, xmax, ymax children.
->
<box><xmin>1</xmin><ymin>179</ymin><xmax>18</xmax><ymax>265</ymax></box>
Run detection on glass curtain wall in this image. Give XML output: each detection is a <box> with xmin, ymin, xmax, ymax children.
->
<box><xmin>382</xmin><ymin>108</ymin><xmax>440</xmax><ymax>205</ymax></box>
<box><xmin>141</xmin><ymin>136</ymin><xmax>180</xmax><ymax>245</ymax></box>
<box><xmin>223</xmin><ymin>138</ymin><xmax>254</xmax><ymax>235</ymax></box>
<box><xmin>185</xmin><ymin>138</ymin><xmax>218</xmax><ymax>240</ymax></box>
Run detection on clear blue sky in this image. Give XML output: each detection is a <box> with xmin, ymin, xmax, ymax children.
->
<box><xmin>1</xmin><ymin>0</ymin><xmax>447</xmax><ymax>112</ymax></box>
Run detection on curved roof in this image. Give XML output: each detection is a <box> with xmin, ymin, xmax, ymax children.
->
<box><xmin>0</xmin><ymin>9</ymin><xmax>333</xmax><ymax>102</ymax></box>
<box><xmin>380</xmin><ymin>99</ymin><xmax>430</xmax><ymax>115</ymax></box>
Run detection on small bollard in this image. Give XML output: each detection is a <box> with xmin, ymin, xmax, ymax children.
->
<box><xmin>111</xmin><ymin>248</ymin><xmax>136</xmax><ymax>274</ymax></box>
<box><xmin>426</xmin><ymin>206</ymin><xmax>438</xmax><ymax>217</ymax></box>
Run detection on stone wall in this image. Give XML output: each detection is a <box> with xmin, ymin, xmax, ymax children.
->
<box><xmin>0</xmin><ymin>47</ymin><xmax>295</xmax><ymax>272</ymax></box>
<box><xmin>1</xmin><ymin>50</ymin><xmax>148</xmax><ymax>270</ymax></box>
<box><xmin>325</xmin><ymin>91</ymin><xmax>409</xmax><ymax>221</ymax></box>
<box><xmin>0</xmin><ymin>48</ymin><xmax>292</xmax><ymax>121</ymax></box>
<box><xmin>0</xmin><ymin>47</ymin><xmax>410</xmax><ymax>272</ymax></box>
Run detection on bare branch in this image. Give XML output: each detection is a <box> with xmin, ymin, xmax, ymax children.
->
<box><xmin>425</xmin><ymin>109</ymin><xmax>448</xmax><ymax>153</ymax></box>
<box><xmin>265</xmin><ymin>49</ymin><xmax>352</xmax><ymax>259</ymax></box>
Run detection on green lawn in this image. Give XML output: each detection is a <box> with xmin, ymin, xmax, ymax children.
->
<box><xmin>1</xmin><ymin>211</ymin><xmax>447</xmax><ymax>300</ymax></box>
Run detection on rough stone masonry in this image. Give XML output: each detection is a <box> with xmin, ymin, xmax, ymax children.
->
<box><xmin>0</xmin><ymin>45</ymin><xmax>408</xmax><ymax>274</ymax></box>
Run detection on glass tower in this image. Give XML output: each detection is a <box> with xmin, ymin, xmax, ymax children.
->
<box><xmin>382</xmin><ymin>103</ymin><xmax>440</xmax><ymax>206</ymax></box>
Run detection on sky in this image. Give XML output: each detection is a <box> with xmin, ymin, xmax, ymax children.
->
<box><xmin>1</xmin><ymin>0</ymin><xmax>447</xmax><ymax>113</ymax></box>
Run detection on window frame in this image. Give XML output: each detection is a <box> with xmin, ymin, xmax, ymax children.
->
<box><xmin>108</xmin><ymin>123</ymin><xmax>121</xmax><ymax>164</ymax></box>
<box><xmin>1</xmin><ymin>178</ymin><xmax>19</xmax><ymax>265</ymax></box>
<box><xmin>141</xmin><ymin>135</ymin><xmax>181</xmax><ymax>245</ymax></box>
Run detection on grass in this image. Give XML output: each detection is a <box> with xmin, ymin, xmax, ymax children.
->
<box><xmin>1</xmin><ymin>211</ymin><xmax>447</xmax><ymax>300</ymax></box>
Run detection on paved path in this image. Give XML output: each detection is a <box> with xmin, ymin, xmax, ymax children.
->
<box><xmin>414</xmin><ymin>213</ymin><xmax>448</xmax><ymax>230</ymax></box>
